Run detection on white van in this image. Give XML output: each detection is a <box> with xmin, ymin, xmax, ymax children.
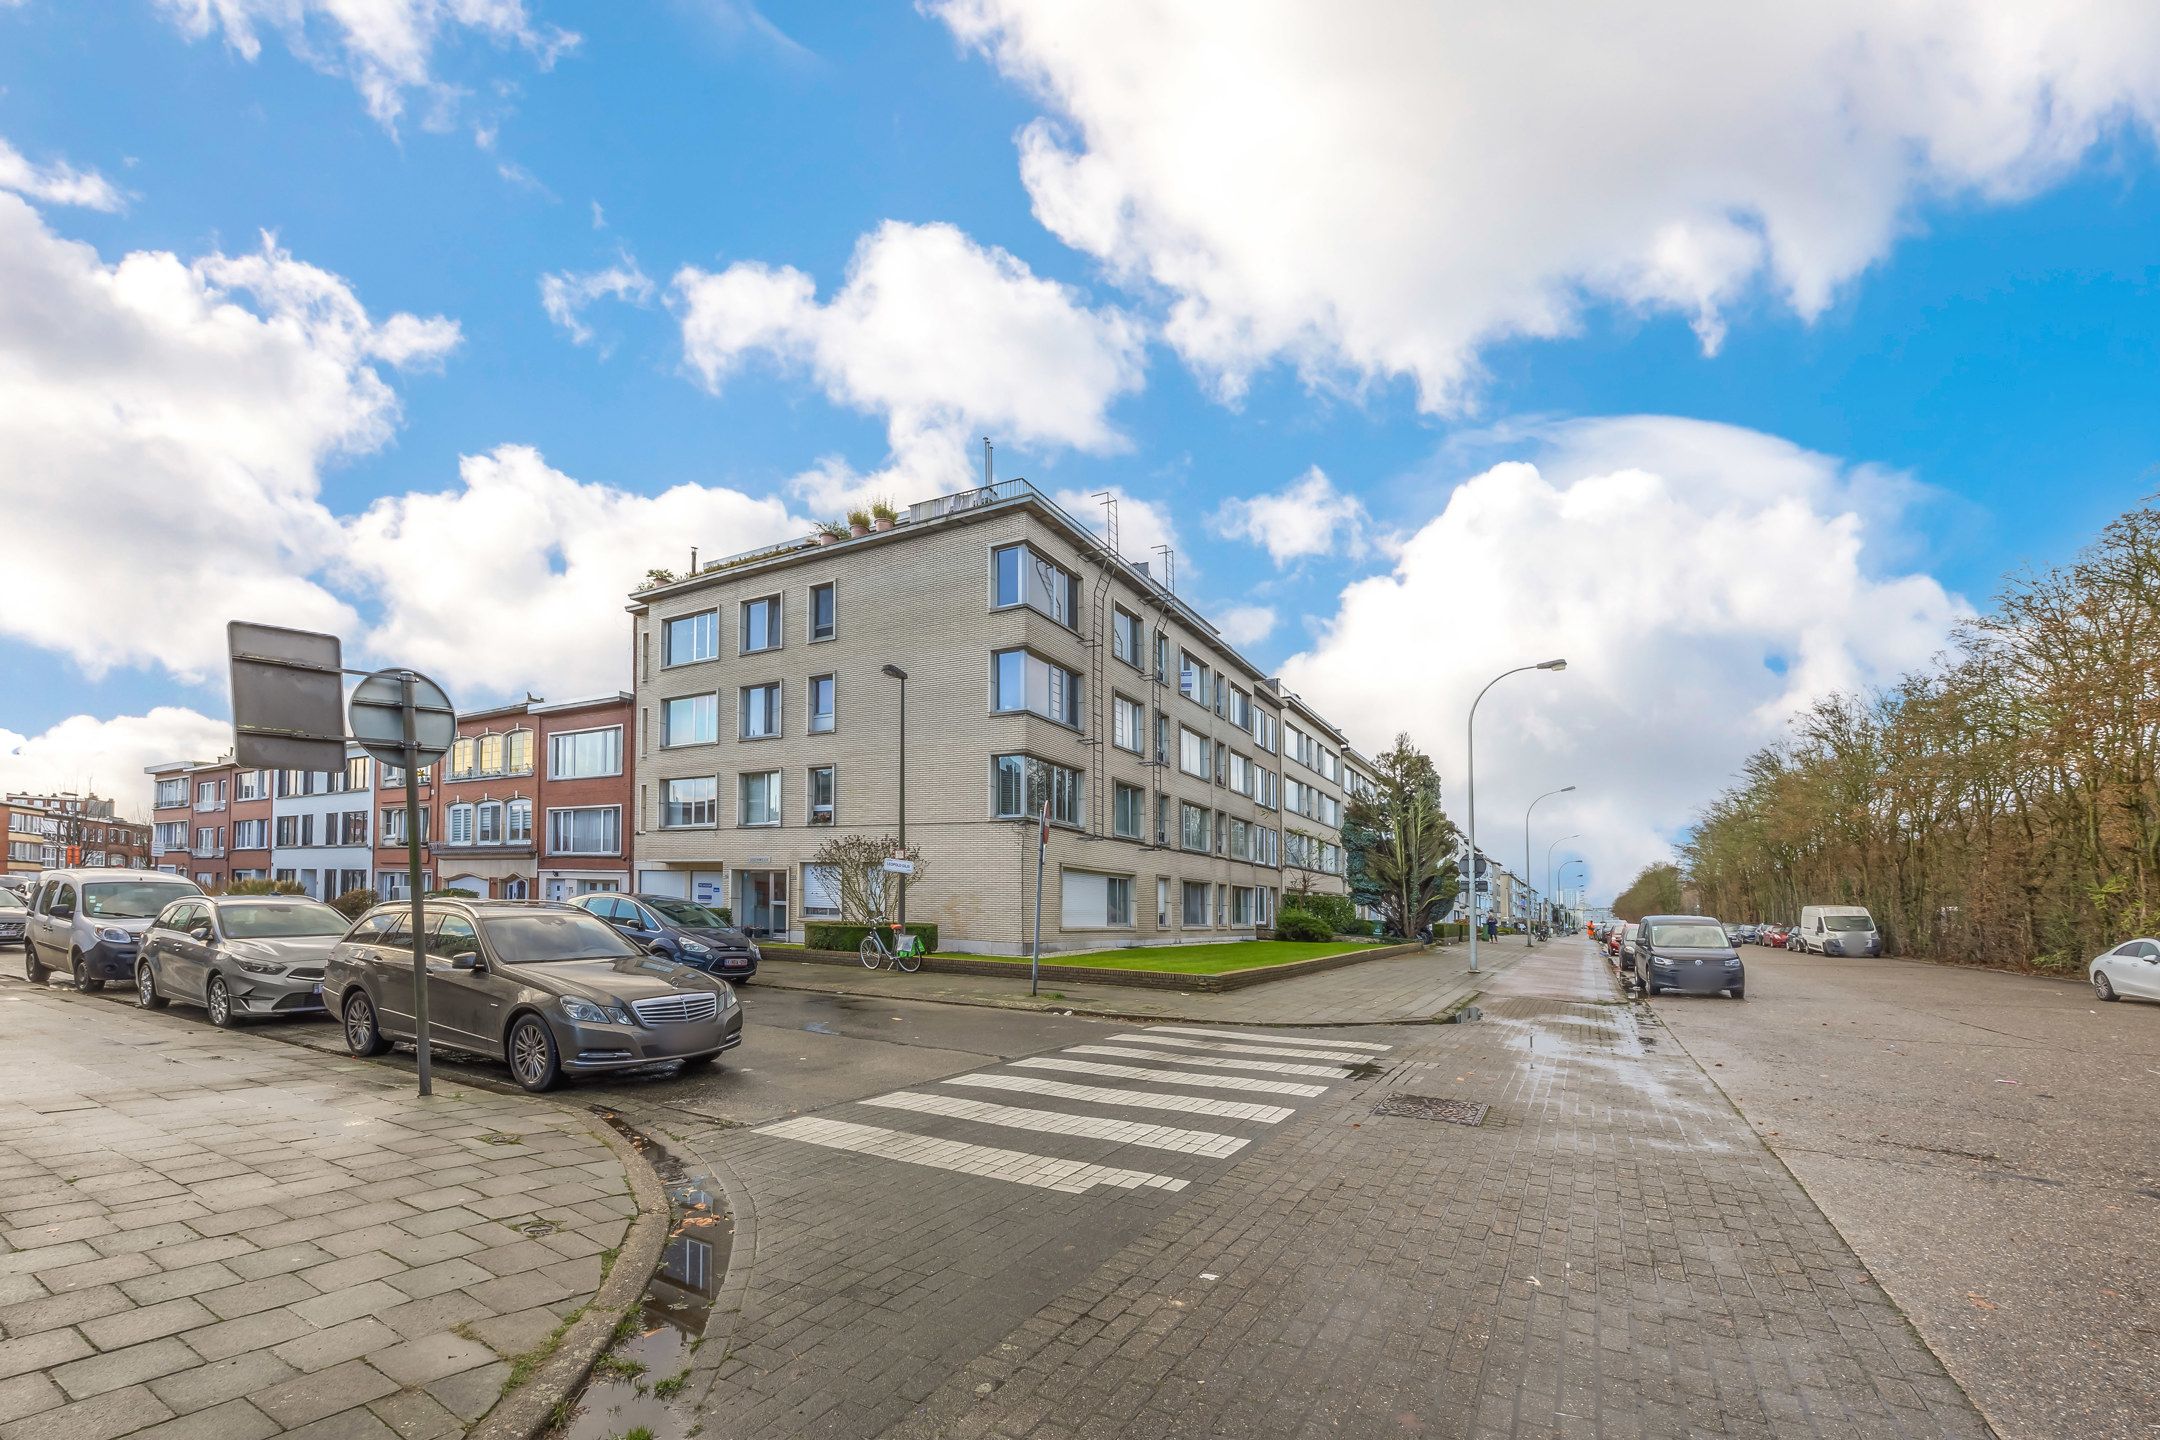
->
<box><xmin>1796</xmin><ymin>905</ymin><xmax>1883</xmax><ymax>957</ymax></box>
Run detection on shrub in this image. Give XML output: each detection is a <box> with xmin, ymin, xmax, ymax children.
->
<box><xmin>804</xmin><ymin>921</ymin><xmax>940</xmax><ymax>955</ymax></box>
<box><xmin>224</xmin><ymin>877</ymin><xmax>306</xmax><ymax>896</ymax></box>
<box><xmin>1272</xmin><ymin>910</ymin><xmax>1333</xmax><ymax>942</ymax></box>
<box><xmin>329</xmin><ymin>887</ymin><xmax>379</xmax><ymax>920</ymax></box>
<box><xmin>1282</xmin><ymin>891</ymin><xmax>1358</xmax><ymax>935</ymax></box>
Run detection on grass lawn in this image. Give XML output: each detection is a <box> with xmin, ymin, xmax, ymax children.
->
<box><xmin>946</xmin><ymin>939</ymin><xmax>1390</xmax><ymax>975</ymax></box>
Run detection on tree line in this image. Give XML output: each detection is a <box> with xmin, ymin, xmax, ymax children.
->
<box><xmin>1678</xmin><ymin>497</ymin><xmax>2160</xmax><ymax>972</ymax></box>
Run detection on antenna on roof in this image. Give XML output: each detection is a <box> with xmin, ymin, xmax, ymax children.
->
<box><xmin>983</xmin><ymin>437</ymin><xmax>993</xmax><ymax>490</ymax></box>
<box><xmin>1151</xmin><ymin>543</ymin><xmax>1176</xmax><ymax>594</ymax></box>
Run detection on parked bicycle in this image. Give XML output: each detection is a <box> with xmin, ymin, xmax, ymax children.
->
<box><xmin>858</xmin><ymin>917</ymin><xmax>925</xmax><ymax>973</ymax></box>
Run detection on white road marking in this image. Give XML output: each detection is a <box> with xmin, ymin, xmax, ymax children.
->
<box><xmin>1145</xmin><ymin>1025</ymin><xmax>1390</xmax><ymax>1053</ymax></box>
<box><xmin>862</xmin><ymin>1090</ymin><xmax>1250</xmax><ymax>1158</ymax></box>
<box><xmin>1013</xmin><ymin>1056</ymin><xmax>1329</xmax><ymax>1097</ymax></box>
<box><xmin>1065</xmin><ymin>1044</ymin><xmax>1351</xmax><ymax>1079</ymax></box>
<box><xmin>1107</xmin><ymin>1032</ymin><xmax>1389</xmax><ymax>1063</ymax></box>
<box><xmin>753</xmin><ymin>1116</ymin><xmax>1187</xmax><ymax>1194</ymax></box>
<box><xmin>943</xmin><ymin>1072</ymin><xmax>1295</xmax><ymax>1123</ymax></box>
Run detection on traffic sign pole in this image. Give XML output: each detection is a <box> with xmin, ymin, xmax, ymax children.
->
<box><xmin>1031</xmin><ymin>802</ymin><xmax>1047</xmax><ymax>997</ymax></box>
<box><xmin>400</xmin><ymin>670</ymin><xmax>433</xmax><ymax>1098</ymax></box>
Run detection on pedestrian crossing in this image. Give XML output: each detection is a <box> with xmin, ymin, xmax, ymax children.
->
<box><xmin>752</xmin><ymin>1023</ymin><xmax>1391</xmax><ymax>1195</ymax></box>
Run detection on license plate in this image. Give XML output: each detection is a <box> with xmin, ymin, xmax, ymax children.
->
<box><xmin>312</xmin><ymin>984</ymin><xmax>323</xmax><ymax>996</ymax></box>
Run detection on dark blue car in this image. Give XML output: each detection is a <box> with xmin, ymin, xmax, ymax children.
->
<box><xmin>573</xmin><ymin>894</ymin><xmax>760</xmax><ymax>981</ymax></box>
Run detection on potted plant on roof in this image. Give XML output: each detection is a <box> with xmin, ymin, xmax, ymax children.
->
<box><xmin>813</xmin><ymin>519</ymin><xmax>847</xmax><ymax>546</ymax></box>
<box><xmin>846</xmin><ymin>507</ymin><xmax>872</xmax><ymax>537</ymax></box>
<box><xmin>870</xmin><ymin>498</ymin><xmax>899</xmax><ymax>532</ymax></box>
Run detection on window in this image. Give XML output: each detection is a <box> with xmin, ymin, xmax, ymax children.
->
<box><xmin>666</xmin><ymin>610</ymin><xmax>719</xmax><ymax>665</ymax></box>
<box><xmin>506</xmin><ymin>730</ymin><xmax>534</xmax><ymax>775</ymax></box>
<box><xmin>741</xmin><ymin>683</ymin><xmax>782</xmax><ymax>739</ymax></box>
<box><xmin>991</xmin><ymin>754</ymin><xmax>1083</xmax><ymax>826</ymax></box>
<box><xmin>809</xmin><ymin>675</ymin><xmax>836</xmax><ymax>734</ymax></box>
<box><xmin>195</xmin><ymin>779</ymin><xmax>223</xmax><ymax>810</ymax></box>
<box><xmin>447</xmin><ymin>804</ymin><xmax>474</xmax><ymax>846</ymax></box>
<box><xmin>446</xmin><ymin>739</ymin><xmax>475</xmax><ymax>780</ymax></box>
<box><xmin>476</xmin><ymin>803</ymin><xmax>502</xmax><ymax>845</ymax></box>
<box><xmin>810</xmin><ymin>582</ymin><xmax>836</xmax><ymax>641</ymax></box>
<box><xmin>477</xmin><ymin>734</ymin><xmax>505</xmax><ymax>776</ymax></box>
<box><xmin>802</xmin><ymin>863</ymin><xmax>842</xmax><ymax>920</ymax></box>
<box><xmin>990</xmin><ymin>543</ymin><xmax>1078</xmax><ymax>628</ymax></box>
<box><xmin>236</xmin><ymin>770</ymin><xmax>268</xmax><ymax>801</ymax></box>
<box><xmin>1182</xmin><ymin>881</ymin><xmax>1210</xmax><ymax>927</ymax></box>
<box><xmin>809</xmin><ymin>766</ymin><xmax>835</xmax><ymax>825</ymax></box>
<box><xmin>1227</xmin><ymin>752</ymin><xmax>1254</xmax><ymax>796</ymax></box>
<box><xmin>1228</xmin><ymin>818</ymin><xmax>1251</xmax><ymax>861</ymax></box>
<box><xmin>338</xmin><ymin>811</ymin><xmax>368</xmax><ymax>846</ymax></box>
<box><xmin>740</xmin><ymin>595</ymin><xmax>782</xmax><ymax>653</ymax></box>
<box><xmin>550</xmin><ymin>726</ymin><xmax>623</xmax><ymax>779</ymax></box>
<box><xmin>1179</xmin><ymin>802</ymin><xmax>1211</xmax><ymax>852</ymax></box>
<box><xmin>1154</xmin><ymin>711</ymin><xmax>1169</xmax><ymax>765</ymax></box>
<box><xmin>344</xmin><ymin>756</ymin><xmax>371</xmax><ymax>793</ymax></box>
<box><xmin>740</xmin><ymin>771</ymin><xmax>781</xmax><ymax>826</ymax></box>
<box><xmin>272</xmin><ymin>815</ymin><xmax>301</xmax><ymax>848</ymax></box>
<box><xmin>1060</xmin><ymin>870</ymin><xmax>1134</xmax><ymax>929</ymax></box>
<box><xmin>991</xmin><ymin>649</ymin><xmax>1082</xmax><ymax>727</ymax></box>
<box><xmin>1157</xmin><ymin>878</ymin><xmax>1170</xmax><ymax>927</ymax></box>
<box><xmin>1255</xmin><ymin>710</ymin><xmax>1277</xmax><ymax>754</ymax></box>
<box><xmin>154</xmin><ymin>778</ymin><xmax>189</xmax><ymax>809</ymax></box>
<box><xmin>232</xmin><ymin>818</ymin><xmax>269</xmax><ymax>850</ymax></box>
<box><xmin>1232</xmin><ymin>887</ymin><xmax>1255</xmax><ymax>925</ymax></box>
<box><xmin>1112</xmin><ymin>695</ymin><xmax>1144</xmax><ymax>753</ymax></box>
<box><xmin>1179</xmin><ymin>650</ymin><xmax>1206</xmax><ymax>703</ymax></box>
<box><xmin>1179</xmin><ymin>727</ymin><xmax>1212</xmax><ymax>779</ymax></box>
<box><xmin>548</xmin><ymin>806</ymin><xmax>621</xmax><ymax>856</ymax></box>
<box><xmin>663</xmin><ymin>694</ymin><xmax>718</xmax><ymax>747</ymax></box>
<box><xmin>1111</xmin><ymin>608</ymin><xmax>1143</xmax><ymax>666</ymax></box>
<box><xmin>1113</xmin><ymin>783</ymin><xmax>1144</xmax><ymax>839</ymax></box>
<box><xmin>662</xmin><ymin>777</ymin><xmax>717</xmax><ymax>828</ymax></box>
<box><xmin>1228</xmin><ymin>689</ymin><xmax>1251</xmax><ymax>729</ymax></box>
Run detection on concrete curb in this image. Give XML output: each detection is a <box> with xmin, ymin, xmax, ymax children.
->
<box><xmin>466</xmin><ymin>1109</ymin><xmax>674</xmax><ymax>1440</ymax></box>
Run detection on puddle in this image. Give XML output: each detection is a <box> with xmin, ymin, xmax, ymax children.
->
<box><xmin>553</xmin><ymin>1113</ymin><xmax>733</xmax><ymax>1440</ymax></box>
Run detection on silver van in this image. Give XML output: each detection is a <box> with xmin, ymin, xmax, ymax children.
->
<box><xmin>24</xmin><ymin>869</ymin><xmax>204</xmax><ymax>991</ymax></box>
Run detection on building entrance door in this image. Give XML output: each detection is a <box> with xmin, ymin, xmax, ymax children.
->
<box><xmin>736</xmin><ymin>870</ymin><xmax>788</xmax><ymax>937</ymax></box>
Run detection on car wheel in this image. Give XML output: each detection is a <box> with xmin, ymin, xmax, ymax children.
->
<box><xmin>507</xmin><ymin>1015</ymin><xmax>561</xmax><ymax>1093</ymax></box>
<box><xmin>206</xmin><ymin>976</ymin><xmax>236</xmax><ymax>1028</ymax></box>
<box><xmin>2093</xmin><ymin>971</ymin><xmax>2118</xmax><ymax>1002</ymax></box>
<box><xmin>137</xmin><ymin>962</ymin><xmax>169</xmax><ymax>1010</ymax></box>
<box><xmin>343</xmin><ymin>991</ymin><xmax>391</xmax><ymax>1057</ymax></box>
<box><xmin>24</xmin><ymin>941</ymin><xmax>47</xmax><ymax>984</ymax></box>
<box><xmin>71</xmin><ymin>952</ymin><xmax>104</xmax><ymax>993</ymax></box>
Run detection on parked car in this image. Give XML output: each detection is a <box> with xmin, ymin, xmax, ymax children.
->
<box><xmin>0</xmin><ymin>887</ymin><xmax>26</xmax><ymax>948</ymax></box>
<box><xmin>1635</xmin><ymin>914</ymin><xmax>1745</xmax><ymax>998</ymax></box>
<box><xmin>326</xmin><ymin>899</ymin><xmax>742</xmax><ymax>1092</ymax></box>
<box><xmin>24</xmin><ymin>869</ymin><xmax>204</xmax><ymax>991</ymax></box>
<box><xmin>2089</xmin><ymin>937</ymin><xmax>2160</xmax><ymax>1003</ymax></box>
<box><xmin>137</xmin><ymin>895</ymin><xmax>351</xmax><ymax>1026</ymax></box>
<box><xmin>1759</xmin><ymin>923</ymin><xmax>1788</xmax><ymax>948</ymax></box>
<box><xmin>572</xmin><ymin>894</ymin><xmax>760</xmax><ymax>981</ymax></box>
<box><xmin>1617</xmin><ymin>921</ymin><xmax>1641</xmax><ymax>974</ymax></box>
<box><xmin>1795</xmin><ymin>905</ymin><xmax>1883</xmax><ymax>956</ymax></box>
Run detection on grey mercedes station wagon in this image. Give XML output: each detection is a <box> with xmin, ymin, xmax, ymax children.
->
<box><xmin>325</xmin><ymin>898</ymin><xmax>742</xmax><ymax>1092</ymax></box>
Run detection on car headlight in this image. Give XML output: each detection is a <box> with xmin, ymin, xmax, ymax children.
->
<box><xmin>560</xmin><ymin>996</ymin><xmax>632</xmax><ymax>1025</ymax></box>
<box><xmin>1723</xmin><ymin>957</ymin><xmax>1743</xmax><ymax>967</ymax></box>
<box><xmin>718</xmin><ymin>983</ymin><xmax>738</xmax><ymax>1010</ymax></box>
<box><xmin>236</xmin><ymin>960</ymin><xmax>285</xmax><ymax>975</ymax></box>
<box><xmin>1650</xmin><ymin>955</ymin><xmax>1674</xmax><ymax>967</ymax></box>
<box><xmin>679</xmin><ymin>939</ymin><xmax>711</xmax><ymax>956</ymax></box>
<box><xmin>99</xmin><ymin>927</ymin><xmax>134</xmax><ymax>945</ymax></box>
<box><xmin>747</xmin><ymin>942</ymin><xmax>761</xmax><ymax>961</ymax></box>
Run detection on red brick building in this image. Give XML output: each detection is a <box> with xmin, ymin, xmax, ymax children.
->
<box><xmin>372</xmin><ymin>756</ymin><xmax>436</xmax><ymax>899</ymax></box>
<box><xmin>533</xmin><ymin>695</ymin><xmax>632</xmax><ymax>900</ymax></box>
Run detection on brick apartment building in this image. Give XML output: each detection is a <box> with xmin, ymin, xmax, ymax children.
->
<box><xmin>4</xmin><ymin>793</ymin><xmax>150</xmax><ymax>875</ymax></box>
<box><xmin>628</xmin><ymin>479</ymin><xmax>1366</xmax><ymax>952</ymax></box>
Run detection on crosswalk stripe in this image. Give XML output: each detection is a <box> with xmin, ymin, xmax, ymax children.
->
<box><xmin>1145</xmin><ymin>1024</ymin><xmax>1390</xmax><ymax>1052</ymax></box>
<box><xmin>753</xmin><ymin>1116</ymin><xmax>1188</xmax><ymax>1194</ymax></box>
<box><xmin>942</xmin><ymin>1072</ymin><xmax>1295</xmax><ymax>1123</ymax></box>
<box><xmin>1065</xmin><ymin>1044</ymin><xmax>1351</xmax><ymax>1079</ymax></box>
<box><xmin>1013</xmin><ymin>1056</ymin><xmax>1329</xmax><ymax>1097</ymax></box>
<box><xmin>1107</xmin><ymin>1032</ymin><xmax>1387</xmax><ymax>1063</ymax></box>
<box><xmin>862</xmin><ymin>1090</ymin><xmax>1249</xmax><ymax>1158</ymax></box>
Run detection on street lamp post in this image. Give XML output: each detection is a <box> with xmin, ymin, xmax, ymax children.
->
<box><xmin>1466</xmin><ymin>659</ymin><xmax>1567</xmax><ymax>975</ymax></box>
<box><xmin>881</xmin><ymin>663</ymin><xmax>908</xmax><ymax>925</ymax></box>
<box><xmin>1545</xmin><ymin>833</ymin><xmax>1579</xmax><ymax>933</ymax></box>
<box><xmin>1525</xmin><ymin>785</ymin><xmax>1576</xmax><ymax>943</ymax></box>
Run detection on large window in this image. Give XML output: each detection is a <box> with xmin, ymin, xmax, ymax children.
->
<box><xmin>991</xmin><ymin>649</ymin><xmax>1081</xmax><ymax>728</ymax></box>
<box><xmin>740</xmin><ymin>595</ymin><xmax>782</xmax><ymax>653</ymax></box>
<box><xmin>446</xmin><ymin>805</ymin><xmax>474</xmax><ymax>846</ymax></box>
<box><xmin>548</xmin><ymin>806</ymin><xmax>620</xmax><ymax>856</ymax></box>
<box><xmin>739</xmin><ymin>771</ymin><xmax>781</xmax><ymax>826</ymax></box>
<box><xmin>476</xmin><ymin>803</ymin><xmax>502</xmax><ymax>845</ymax></box>
<box><xmin>1112</xmin><ymin>695</ymin><xmax>1144</xmax><ymax>753</ymax></box>
<box><xmin>1113</xmin><ymin>783</ymin><xmax>1144</xmax><ymax>839</ymax></box>
<box><xmin>506</xmin><ymin>730</ymin><xmax>534</xmax><ymax>775</ymax></box>
<box><xmin>1179</xmin><ymin>650</ymin><xmax>1206</xmax><ymax>703</ymax></box>
<box><xmin>663</xmin><ymin>694</ymin><xmax>718</xmax><ymax>747</ymax></box>
<box><xmin>1060</xmin><ymin>870</ymin><xmax>1134</xmax><ymax>929</ymax></box>
<box><xmin>154</xmin><ymin>777</ymin><xmax>189</xmax><ymax>809</ymax></box>
<box><xmin>992</xmin><ymin>755</ymin><xmax>1083</xmax><ymax>826</ymax></box>
<box><xmin>507</xmin><ymin>800</ymin><xmax>532</xmax><ymax>844</ymax></box>
<box><xmin>808</xmin><ymin>766</ymin><xmax>835</xmax><ymax>825</ymax></box>
<box><xmin>662</xmin><ymin>777</ymin><xmax>717</xmax><ymax>828</ymax></box>
<box><xmin>990</xmin><ymin>543</ymin><xmax>1078</xmax><ymax>629</ymax></box>
<box><xmin>1182</xmin><ymin>881</ymin><xmax>1209</xmax><ymax>927</ymax></box>
<box><xmin>1111</xmin><ymin>608</ymin><xmax>1143</xmax><ymax>666</ymax></box>
<box><xmin>1179</xmin><ymin>727</ymin><xmax>1212</xmax><ymax>779</ymax></box>
<box><xmin>809</xmin><ymin>675</ymin><xmax>835</xmax><ymax>734</ymax></box>
<box><xmin>235</xmin><ymin>770</ymin><xmax>269</xmax><ymax>801</ymax></box>
<box><xmin>802</xmin><ymin>863</ymin><xmax>842</xmax><ymax>920</ymax></box>
<box><xmin>232</xmin><ymin>818</ymin><xmax>270</xmax><ymax>850</ymax></box>
<box><xmin>666</xmin><ymin>610</ymin><xmax>719</xmax><ymax>666</ymax></box>
<box><xmin>740</xmin><ymin>682</ymin><xmax>782</xmax><ymax>739</ymax></box>
<box><xmin>1179</xmin><ymin>802</ymin><xmax>1211</xmax><ymax>852</ymax></box>
<box><xmin>810</xmin><ymin>582</ymin><xmax>837</xmax><ymax>642</ymax></box>
<box><xmin>550</xmin><ymin>726</ymin><xmax>623</xmax><ymax>779</ymax></box>
<box><xmin>1227</xmin><ymin>752</ymin><xmax>1253</xmax><ymax>796</ymax></box>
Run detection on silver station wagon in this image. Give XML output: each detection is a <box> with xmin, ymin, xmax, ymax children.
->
<box><xmin>325</xmin><ymin>899</ymin><xmax>743</xmax><ymax>1092</ymax></box>
<box><xmin>137</xmin><ymin>895</ymin><xmax>353</xmax><ymax>1026</ymax></box>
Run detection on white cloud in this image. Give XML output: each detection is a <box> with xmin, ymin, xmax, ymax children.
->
<box><xmin>0</xmin><ymin>709</ymin><xmax>231</xmax><ymax>821</ymax></box>
<box><xmin>1211</xmin><ymin>466</ymin><xmax>1372</xmax><ymax>567</ymax></box>
<box><xmin>936</xmin><ymin>1</ymin><xmax>2160</xmax><ymax>410</ymax></box>
<box><xmin>1278</xmin><ymin>416</ymin><xmax>1966</xmax><ymax>899</ymax></box>
<box><xmin>0</xmin><ymin>192</ymin><xmax>456</xmax><ymax>682</ymax></box>
<box><xmin>540</xmin><ymin>256</ymin><xmax>654</xmax><ymax>347</ymax></box>
<box><xmin>674</xmin><ymin>220</ymin><xmax>1147</xmax><ymax>513</ymax></box>
<box><xmin>341</xmin><ymin>444</ymin><xmax>805</xmax><ymax>697</ymax></box>
<box><xmin>154</xmin><ymin>0</ymin><xmax>579</xmax><ymax>132</ymax></box>
<box><xmin>1215</xmin><ymin>604</ymin><xmax>1277</xmax><ymax>648</ymax></box>
<box><xmin>0</xmin><ymin>138</ymin><xmax>124</xmax><ymax>211</ymax></box>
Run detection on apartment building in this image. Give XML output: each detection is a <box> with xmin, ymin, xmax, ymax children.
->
<box><xmin>5</xmin><ymin>793</ymin><xmax>150</xmax><ymax>873</ymax></box>
<box><xmin>433</xmin><ymin>703</ymin><xmax>539</xmax><ymax>899</ymax></box>
<box><xmin>533</xmin><ymin>695</ymin><xmax>634</xmax><ymax>900</ymax></box>
<box><xmin>270</xmin><ymin>752</ymin><xmax>375</xmax><ymax>901</ymax></box>
<box><xmin>373</xmin><ymin>756</ymin><xmax>435</xmax><ymax>900</ymax></box>
<box><xmin>628</xmin><ymin>480</ymin><xmax>1359</xmax><ymax>953</ymax></box>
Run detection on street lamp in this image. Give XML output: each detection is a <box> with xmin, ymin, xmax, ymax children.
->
<box><xmin>882</xmin><ymin>663</ymin><xmax>908</xmax><ymax>925</ymax></box>
<box><xmin>1544</xmin><ymin>833</ymin><xmax>1579</xmax><ymax>932</ymax></box>
<box><xmin>1525</xmin><ymin>785</ymin><xmax>1576</xmax><ymax>944</ymax></box>
<box><xmin>1465</xmin><ymin>659</ymin><xmax>1566</xmax><ymax>975</ymax></box>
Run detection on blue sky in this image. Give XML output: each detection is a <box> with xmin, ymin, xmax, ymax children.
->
<box><xmin>6</xmin><ymin>2</ymin><xmax>2160</xmax><ymax>888</ymax></box>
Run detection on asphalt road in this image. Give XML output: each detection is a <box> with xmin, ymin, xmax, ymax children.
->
<box><xmin>1647</xmin><ymin>943</ymin><xmax>2160</xmax><ymax>1440</ymax></box>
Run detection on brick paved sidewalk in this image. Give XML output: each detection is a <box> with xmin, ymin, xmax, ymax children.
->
<box><xmin>751</xmin><ymin>935</ymin><xmax>1536</xmax><ymax>1025</ymax></box>
<box><xmin>0</xmin><ymin>983</ymin><xmax>647</xmax><ymax>1440</ymax></box>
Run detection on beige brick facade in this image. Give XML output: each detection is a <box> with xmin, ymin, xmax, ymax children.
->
<box><xmin>628</xmin><ymin>485</ymin><xmax>1357</xmax><ymax>954</ymax></box>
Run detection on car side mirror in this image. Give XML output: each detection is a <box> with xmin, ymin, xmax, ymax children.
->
<box><xmin>448</xmin><ymin>951</ymin><xmax>482</xmax><ymax>971</ymax></box>
<box><xmin>188</xmin><ymin>924</ymin><xmax>212</xmax><ymax>942</ymax></box>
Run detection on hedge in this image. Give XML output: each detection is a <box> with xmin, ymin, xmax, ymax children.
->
<box><xmin>1272</xmin><ymin>910</ymin><xmax>1333</xmax><ymax>942</ymax></box>
<box><xmin>804</xmin><ymin>921</ymin><xmax>940</xmax><ymax>955</ymax></box>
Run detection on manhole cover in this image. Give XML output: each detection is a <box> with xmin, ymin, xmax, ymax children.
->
<box><xmin>477</xmin><ymin>1132</ymin><xmax>525</xmax><ymax>1146</ymax></box>
<box><xmin>1372</xmin><ymin>1094</ymin><xmax>1488</xmax><ymax>1126</ymax></box>
<box><xmin>515</xmin><ymin>1220</ymin><xmax>559</xmax><ymax>1238</ymax></box>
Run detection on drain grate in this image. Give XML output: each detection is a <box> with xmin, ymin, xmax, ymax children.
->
<box><xmin>1372</xmin><ymin>1094</ymin><xmax>1488</xmax><ymax>1126</ymax></box>
<box><xmin>514</xmin><ymin>1219</ymin><xmax>559</xmax><ymax>1238</ymax></box>
<box><xmin>477</xmin><ymin>1132</ymin><xmax>526</xmax><ymax>1146</ymax></box>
